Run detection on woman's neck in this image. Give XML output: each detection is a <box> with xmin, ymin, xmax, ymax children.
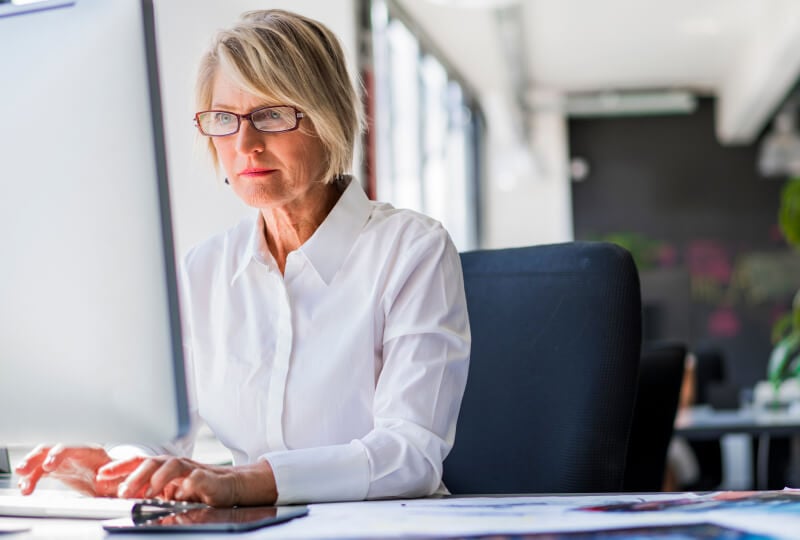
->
<box><xmin>260</xmin><ymin>182</ymin><xmax>342</xmax><ymax>274</ymax></box>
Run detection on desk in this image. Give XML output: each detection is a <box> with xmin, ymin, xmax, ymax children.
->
<box><xmin>675</xmin><ymin>405</ymin><xmax>800</xmax><ymax>439</ymax></box>
<box><xmin>675</xmin><ymin>405</ymin><xmax>800</xmax><ymax>489</ymax></box>
<box><xmin>1</xmin><ymin>492</ymin><xmax>800</xmax><ymax>539</ymax></box>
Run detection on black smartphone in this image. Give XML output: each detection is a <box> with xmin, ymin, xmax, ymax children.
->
<box><xmin>102</xmin><ymin>505</ymin><xmax>308</xmax><ymax>533</ymax></box>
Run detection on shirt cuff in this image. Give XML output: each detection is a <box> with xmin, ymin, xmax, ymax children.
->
<box><xmin>262</xmin><ymin>440</ymin><xmax>370</xmax><ymax>504</ymax></box>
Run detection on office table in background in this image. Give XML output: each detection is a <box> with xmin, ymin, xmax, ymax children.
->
<box><xmin>675</xmin><ymin>404</ymin><xmax>800</xmax><ymax>439</ymax></box>
<box><xmin>675</xmin><ymin>404</ymin><xmax>800</xmax><ymax>489</ymax></box>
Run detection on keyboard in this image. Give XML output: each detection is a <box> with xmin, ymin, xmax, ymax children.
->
<box><xmin>0</xmin><ymin>488</ymin><xmax>137</xmax><ymax>519</ymax></box>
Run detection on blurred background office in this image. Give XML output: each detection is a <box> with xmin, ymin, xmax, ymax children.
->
<box><xmin>156</xmin><ymin>0</ymin><xmax>800</xmax><ymax>402</ymax></box>
<box><xmin>150</xmin><ymin>0</ymin><xmax>800</xmax><ymax>489</ymax></box>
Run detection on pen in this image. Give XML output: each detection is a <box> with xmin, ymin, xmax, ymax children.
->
<box><xmin>131</xmin><ymin>499</ymin><xmax>209</xmax><ymax>520</ymax></box>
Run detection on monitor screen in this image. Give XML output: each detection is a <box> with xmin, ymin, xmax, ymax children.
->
<box><xmin>0</xmin><ymin>0</ymin><xmax>190</xmax><ymax>445</ymax></box>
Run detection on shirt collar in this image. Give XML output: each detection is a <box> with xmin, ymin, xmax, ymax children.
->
<box><xmin>230</xmin><ymin>178</ymin><xmax>372</xmax><ymax>286</ymax></box>
<box><xmin>231</xmin><ymin>213</ymin><xmax>268</xmax><ymax>285</ymax></box>
<box><xmin>300</xmin><ymin>177</ymin><xmax>372</xmax><ymax>285</ymax></box>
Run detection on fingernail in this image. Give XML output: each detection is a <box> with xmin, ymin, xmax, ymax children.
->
<box><xmin>144</xmin><ymin>487</ymin><xmax>153</xmax><ymax>498</ymax></box>
<box><xmin>174</xmin><ymin>489</ymin><xmax>184</xmax><ymax>499</ymax></box>
<box><xmin>117</xmin><ymin>483</ymin><xmax>128</xmax><ymax>498</ymax></box>
<box><xmin>43</xmin><ymin>456</ymin><xmax>54</xmax><ymax>466</ymax></box>
<box><xmin>18</xmin><ymin>479</ymin><xmax>28</xmax><ymax>492</ymax></box>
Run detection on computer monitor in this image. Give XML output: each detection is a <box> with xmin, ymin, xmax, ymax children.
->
<box><xmin>0</xmin><ymin>0</ymin><xmax>190</xmax><ymax>445</ymax></box>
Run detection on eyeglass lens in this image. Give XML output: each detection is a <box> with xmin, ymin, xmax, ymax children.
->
<box><xmin>197</xmin><ymin>106</ymin><xmax>299</xmax><ymax>136</ymax></box>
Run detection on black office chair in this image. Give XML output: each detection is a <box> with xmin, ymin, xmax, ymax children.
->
<box><xmin>623</xmin><ymin>341</ymin><xmax>687</xmax><ymax>492</ymax></box>
<box><xmin>443</xmin><ymin>241</ymin><xmax>642</xmax><ymax>494</ymax></box>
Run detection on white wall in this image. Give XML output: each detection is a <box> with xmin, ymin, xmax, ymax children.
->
<box><xmin>481</xmin><ymin>92</ymin><xmax>574</xmax><ymax>249</ymax></box>
<box><xmin>391</xmin><ymin>0</ymin><xmax>574</xmax><ymax>249</ymax></box>
<box><xmin>152</xmin><ymin>1</ymin><xmax>358</xmax><ymax>256</ymax></box>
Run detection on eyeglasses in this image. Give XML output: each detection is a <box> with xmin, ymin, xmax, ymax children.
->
<box><xmin>193</xmin><ymin>105</ymin><xmax>304</xmax><ymax>137</ymax></box>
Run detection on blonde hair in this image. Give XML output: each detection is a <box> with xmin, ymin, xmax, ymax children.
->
<box><xmin>196</xmin><ymin>10</ymin><xmax>363</xmax><ymax>183</ymax></box>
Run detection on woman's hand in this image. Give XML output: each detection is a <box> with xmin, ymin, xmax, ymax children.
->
<box><xmin>97</xmin><ymin>456</ymin><xmax>277</xmax><ymax>507</ymax></box>
<box><xmin>15</xmin><ymin>445</ymin><xmax>118</xmax><ymax>497</ymax></box>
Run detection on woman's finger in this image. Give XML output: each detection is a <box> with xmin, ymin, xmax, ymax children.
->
<box><xmin>116</xmin><ymin>458</ymin><xmax>166</xmax><ymax>499</ymax></box>
<box><xmin>14</xmin><ymin>445</ymin><xmax>49</xmax><ymax>475</ymax></box>
<box><xmin>176</xmin><ymin>469</ymin><xmax>235</xmax><ymax>507</ymax></box>
<box><xmin>17</xmin><ymin>466</ymin><xmax>44</xmax><ymax>496</ymax></box>
<box><xmin>147</xmin><ymin>458</ymin><xmax>195</xmax><ymax>499</ymax></box>
<box><xmin>159</xmin><ymin>479</ymin><xmax>181</xmax><ymax>500</ymax></box>
<box><xmin>97</xmin><ymin>456</ymin><xmax>145</xmax><ymax>481</ymax></box>
<box><xmin>40</xmin><ymin>443</ymin><xmax>68</xmax><ymax>472</ymax></box>
<box><xmin>41</xmin><ymin>445</ymin><xmax>109</xmax><ymax>474</ymax></box>
<box><xmin>94</xmin><ymin>475</ymin><xmax>125</xmax><ymax>498</ymax></box>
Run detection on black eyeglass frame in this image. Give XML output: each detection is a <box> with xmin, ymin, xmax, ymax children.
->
<box><xmin>193</xmin><ymin>105</ymin><xmax>305</xmax><ymax>137</ymax></box>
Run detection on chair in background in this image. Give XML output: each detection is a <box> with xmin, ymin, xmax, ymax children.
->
<box><xmin>443</xmin><ymin>241</ymin><xmax>642</xmax><ymax>494</ymax></box>
<box><xmin>623</xmin><ymin>341</ymin><xmax>687</xmax><ymax>492</ymax></box>
<box><xmin>685</xmin><ymin>346</ymin><xmax>726</xmax><ymax>491</ymax></box>
<box><xmin>694</xmin><ymin>346</ymin><xmax>727</xmax><ymax>407</ymax></box>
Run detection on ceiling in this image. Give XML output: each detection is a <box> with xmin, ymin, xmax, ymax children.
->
<box><xmin>394</xmin><ymin>0</ymin><xmax>800</xmax><ymax>144</ymax></box>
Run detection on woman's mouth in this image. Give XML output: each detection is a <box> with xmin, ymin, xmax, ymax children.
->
<box><xmin>238</xmin><ymin>167</ymin><xmax>275</xmax><ymax>177</ymax></box>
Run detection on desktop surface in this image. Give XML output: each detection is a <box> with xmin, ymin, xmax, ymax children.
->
<box><xmin>0</xmin><ymin>491</ymin><xmax>797</xmax><ymax>539</ymax></box>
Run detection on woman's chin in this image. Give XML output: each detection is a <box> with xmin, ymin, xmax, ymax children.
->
<box><xmin>233</xmin><ymin>187</ymin><xmax>285</xmax><ymax>209</ymax></box>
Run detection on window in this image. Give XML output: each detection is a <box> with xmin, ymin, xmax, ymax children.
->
<box><xmin>367</xmin><ymin>0</ymin><xmax>483</xmax><ymax>250</ymax></box>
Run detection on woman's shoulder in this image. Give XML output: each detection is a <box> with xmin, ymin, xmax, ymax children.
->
<box><xmin>364</xmin><ymin>203</ymin><xmax>455</xmax><ymax>260</ymax></box>
<box><xmin>181</xmin><ymin>215</ymin><xmax>257</xmax><ymax>277</ymax></box>
<box><xmin>367</xmin><ymin>202</ymin><xmax>448</xmax><ymax>245</ymax></box>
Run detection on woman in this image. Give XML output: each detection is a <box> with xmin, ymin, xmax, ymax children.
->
<box><xmin>15</xmin><ymin>9</ymin><xmax>470</xmax><ymax>506</ymax></box>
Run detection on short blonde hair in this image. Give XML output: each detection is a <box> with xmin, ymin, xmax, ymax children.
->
<box><xmin>196</xmin><ymin>10</ymin><xmax>362</xmax><ymax>183</ymax></box>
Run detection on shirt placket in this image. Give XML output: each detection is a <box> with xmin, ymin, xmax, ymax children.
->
<box><xmin>265</xmin><ymin>277</ymin><xmax>292</xmax><ymax>451</ymax></box>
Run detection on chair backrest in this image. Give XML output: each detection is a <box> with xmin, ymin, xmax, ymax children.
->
<box><xmin>622</xmin><ymin>341</ymin><xmax>687</xmax><ymax>492</ymax></box>
<box><xmin>443</xmin><ymin>241</ymin><xmax>642</xmax><ymax>494</ymax></box>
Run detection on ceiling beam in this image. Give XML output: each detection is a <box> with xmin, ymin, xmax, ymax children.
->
<box><xmin>716</xmin><ymin>6</ymin><xmax>800</xmax><ymax>145</ymax></box>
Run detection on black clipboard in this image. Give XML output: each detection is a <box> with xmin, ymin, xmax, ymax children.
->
<box><xmin>102</xmin><ymin>504</ymin><xmax>308</xmax><ymax>533</ymax></box>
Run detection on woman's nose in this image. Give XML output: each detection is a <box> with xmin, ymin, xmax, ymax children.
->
<box><xmin>234</xmin><ymin>119</ymin><xmax>265</xmax><ymax>155</ymax></box>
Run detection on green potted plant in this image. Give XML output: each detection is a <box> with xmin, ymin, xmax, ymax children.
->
<box><xmin>767</xmin><ymin>178</ymin><xmax>800</xmax><ymax>401</ymax></box>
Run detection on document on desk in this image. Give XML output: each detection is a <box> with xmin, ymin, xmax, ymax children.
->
<box><xmin>581</xmin><ymin>489</ymin><xmax>800</xmax><ymax>539</ymax></box>
<box><xmin>245</xmin><ymin>494</ymin><xmax>711</xmax><ymax>538</ymax></box>
<box><xmin>232</xmin><ymin>491</ymin><xmax>800</xmax><ymax>539</ymax></box>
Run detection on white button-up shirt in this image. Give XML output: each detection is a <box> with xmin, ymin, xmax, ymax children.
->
<box><xmin>178</xmin><ymin>178</ymin><xmax>470</xmax><ymax>504</ymax></box>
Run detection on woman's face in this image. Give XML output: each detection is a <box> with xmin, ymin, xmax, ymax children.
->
<box><xmin>209</xmin><ymin>72</ymin><xmax>329</xmax><ymax>211</ymax></box>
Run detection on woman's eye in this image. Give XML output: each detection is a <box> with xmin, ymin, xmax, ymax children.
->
<box><xmin>215</xmin><ymin>113</ymin><xmax>235</xmax><ymax>124</ymax></box>
<box><xmin>268</xmin><ymin>109</ymin><xmax>282</xmax><ymax>120</ymax></box>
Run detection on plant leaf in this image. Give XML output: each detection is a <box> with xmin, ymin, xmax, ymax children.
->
<box><xmin>768</xmin><ymin>333</ymin><xmax>800</xmax><ymax>387</ymax></box>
